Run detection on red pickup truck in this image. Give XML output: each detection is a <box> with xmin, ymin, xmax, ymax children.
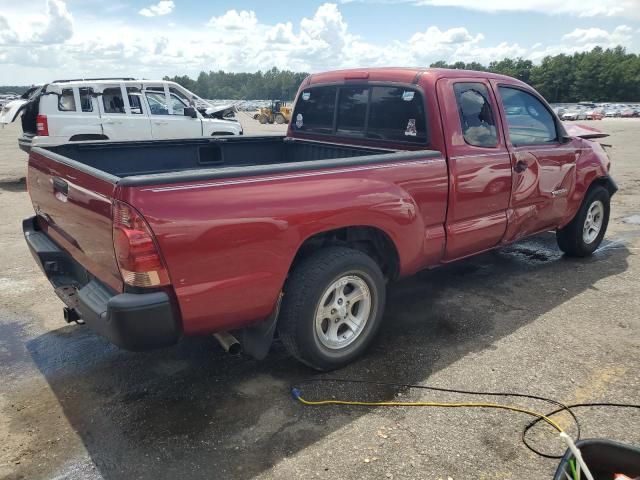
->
<box><xmin>24</xmin><ymin>68</ymin><xmax>616</xmax><ymax>370</ymax></box>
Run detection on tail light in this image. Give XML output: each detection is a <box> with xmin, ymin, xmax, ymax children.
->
<box><xmin>36</xmin><ymin>114</ymin><xmax>49</xmax><ymax>136</ymax></box>
<box><xmin>112</xmin><ymin>200</ymin><xmax>170</xmax><ymax>288</ymax></box>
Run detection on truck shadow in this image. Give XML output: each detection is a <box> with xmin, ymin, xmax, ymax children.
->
<box><xmin>25</xmin><ymin>232</ymin><xmax>630</xmax><ymax>479</ymax></box>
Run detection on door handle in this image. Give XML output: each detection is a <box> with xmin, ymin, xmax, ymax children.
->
<box><xmin>153</xmin><ymin>120</ymin><xmax>169</xmax><ymax>125</ymax></box>
<box><xmin>514</xmin><ymin>160</ymin><xmax>528</xmax><ymax>173</ymax></box>
<box><xmin>53</xmin><ymin>177</ymin><xmax>69</xmax><ymax>198</ymax></box>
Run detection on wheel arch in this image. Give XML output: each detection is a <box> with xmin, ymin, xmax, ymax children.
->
<box><xmin>590</xmin><ymin>175</ymin><xmax>618</xmax><ymax>198</ymax></box>
<box><xmin>288</xmin><ymin>225</ymin><xmax>401</xmax><ymax>282</ymax></box>
<box><xmin>69</xmin><ymin>134</ymin><xmax>109</xmax><ymax>141</ymax></box>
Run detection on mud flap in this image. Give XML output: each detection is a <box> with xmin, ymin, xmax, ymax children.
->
<box><xmin>242</xmin><ymin>293</ymin><xmax>282</xmax><ymax>360</ymax></box>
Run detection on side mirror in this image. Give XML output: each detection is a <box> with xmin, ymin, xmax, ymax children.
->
<box><xmin>184</xmin><ymin>106</ymin><xmax>198</xmax><ymax>119</ymax></box>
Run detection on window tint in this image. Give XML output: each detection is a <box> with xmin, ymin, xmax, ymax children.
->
<box><xmin>367</xmin><ymin>87</ymin><xmax>426</xmax><ymax>143</ymax></box>
<box><xmin>336</xmin><ymin>87</ymin><xmax>369</xmax><ymax>136</ymax></box>
<box><xmin>498</xmin><ymin>87</ymin><xmax>557</xmax><ymax>145</ymax></box>
<box><xmin>58</xmin><ymin>89</ymin><xmax>76</xmax><ymax>112</ymax></box>
<box><xmin>126</xmin><ymin>87</ymin><xmax>143</xmax><ymax>115</ymax></box>
<box><xmin>292</xmin><ymin>86</ymin><xmax>337</xmax><ymax>134</ymax></box>
<box><xmin>454</xmin><ymin>83</ymin><xmax>498</xmax><ymax>148</ymax></box>
<box><xmin>292</xmin><ymin>84</ymin><xmax>428</xmax><ymax>143</ymax></box>
<box><xmin>103</xmin><ymin>87</ymin><xmax>125</xmax><ymax>114</ymax></box>
<box><xmin>79</xmin><ymin>87</ymin><xmax>93</xmax><ymax>112</ymax></box>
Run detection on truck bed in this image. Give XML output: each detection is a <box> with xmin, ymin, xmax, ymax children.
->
<box><xmin>42</xmin><ymin>136</ymin><xmax>424</xmax><ymax>186</ymax></box>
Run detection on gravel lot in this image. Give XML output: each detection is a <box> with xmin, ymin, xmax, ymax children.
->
<box><xmin>0</xmin><ymin>119</ymin><xmax>638</xmax><ymax>480</ymax></box>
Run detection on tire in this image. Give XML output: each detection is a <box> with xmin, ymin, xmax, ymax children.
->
<box><xmin>557</xmin><ymin>185</ymin><xmax>610</xmax><ymax>257</ymax></box>
<box><xmin>278</xmin><ymin>247</ymin><xmax>386</xmax><ymax>371</ymax></box>
<box><xmin>274</xmin><ymin>113</ymin><xmax>285</xmax><ymax>124</ymax></box>
<box><xmin>258</xmin><ymin>114</ymin><xmax>268</xmax><ymax>124</ymax></box>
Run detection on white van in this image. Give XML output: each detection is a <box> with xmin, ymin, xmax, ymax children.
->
<box><xmin>0</xmin><ymin>78</ymin><xmax>242</xmax><ymax>152</ymax></box>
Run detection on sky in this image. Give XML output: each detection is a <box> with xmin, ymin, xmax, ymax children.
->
<box><xmin>0</xmin><ymin>0</ymin><xmax>639</xmax><ymax>85</ymax></box>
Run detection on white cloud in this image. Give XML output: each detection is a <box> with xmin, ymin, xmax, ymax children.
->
<box><xmin>345</xmin><ymin>0</ymin><xmax>640</xmax><ymax>18</ymax></box>
<box><xmin>266</xmin><ymin>22</ymin><xmax>297</xmax><ymax>44</ymax></box>
<box><xmin>139</xmin><ymin>1</ymin><xmax>175</xmax><ymax>17</ymax></box>
<box><xmin>207</xmin><ymin>10</ymin><xmax>258</xmax><ymax>30</ymax></box>
<box><xmin>0</xmin><ymin>0</ymin><xmax>73</xmax><ymax>45</ymax></box>
<box><xmin>530</xmin><ymin>24</ymin><xmax>635</xmax><ymax>61</ymax></box>
<box><xmin>35</xmin><ymin>0</ymin><xmax>73</xmax><ymax>43</ymax></box>
<box><xmin>562</xmin><ymin>25</ymin><xmax>633</xmax><ymax>45</ymax></box>
<box><xmin>1</xmin><ymin>1</ymin><xmax>638</xmax><ymax>86</ymax></box>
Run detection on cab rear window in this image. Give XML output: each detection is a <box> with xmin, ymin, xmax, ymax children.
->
<box><xmin>292</xmin><ymin>84</ymin><xmax>427</xmax><ymax>144</ymax></box>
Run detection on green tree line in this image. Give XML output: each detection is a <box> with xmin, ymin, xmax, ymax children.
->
<box><xmin>164</xmin><ymin>67</ymin><xmax>308</xmax><ymax>101</ymax></box>
<box><xmin>431</xmin><ymin>46</ymin><xmax>640</xmax><ymax>102</ymax></box>
<box><xmin>3</xmin><ymin>46</ymin><xmax>638</xmax><ymax>102</ymax></box>
<box><xmin>0</xmin><ymin>86</ymin><xmax>31</xmax><ymax>95</ymax></box>
<box><xmin>165</xmin><ymin>46</ymin><xmax>640</xmax><ymax>103</ymax></box>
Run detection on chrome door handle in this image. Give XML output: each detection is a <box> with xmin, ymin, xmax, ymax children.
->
<box><xmin>153</xmin><ymin>120</ymin><xmax>169</xmax><ymax>125</ymax></box>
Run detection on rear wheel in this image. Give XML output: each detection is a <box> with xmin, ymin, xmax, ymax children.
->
<box><xmin>557</xmin><ymin>185</ymin><xmax>610</xmax><ymax>257</ymax></box>
<box><xmin>274</xmin><ymin>113</ymin><xmax>286</xmax><ymax>124</ymax></box>
<box><xmin>278</xmin><ymin>247</ymin><xmax>386</xmax><ymax>371</ymax></box>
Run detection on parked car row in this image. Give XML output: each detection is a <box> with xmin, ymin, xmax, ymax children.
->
<box><xmin>553</xmin><ymin>102</ymin><xmax>640</xmax><ymax>120</ymax></box>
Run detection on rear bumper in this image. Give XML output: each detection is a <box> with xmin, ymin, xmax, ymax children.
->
<box><xmin>23</xmin><ymin>216</ymin><xmax>181</xmax><ymax>350</ymax></box>
<box><xmin>18</xmin><ymin>133</ymin><xmax>33</xmax><ymax>153</ymax></box>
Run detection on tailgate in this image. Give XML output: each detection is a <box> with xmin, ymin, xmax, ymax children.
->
<box><xmin>27</xmin><ymin>148</ymin><xmax>123</xmax><ymax>292</ymax></box>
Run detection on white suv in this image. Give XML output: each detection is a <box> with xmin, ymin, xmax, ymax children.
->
<box><xmin>1</xmin><ymin>78</ymin><xmax>242</xmax><ymax>152</ymax></box>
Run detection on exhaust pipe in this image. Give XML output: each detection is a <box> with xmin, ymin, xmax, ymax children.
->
<box><xmin>213</xmin><ymin>332</ymin><xmax>242</xmax><ymax>355</ymax></box>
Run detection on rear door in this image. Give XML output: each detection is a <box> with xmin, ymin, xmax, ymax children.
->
<box><xmin>45</xmin><ymin>86</ymin><xmax>103</xmax><ymax>140</ymax></box>
<box><xmin>98</xmin><ymin>84</ymin><xmax>153</xmax><ymax>141</ymax></box>
<box><xmin>492</xmin><ymin>83</ymin><xmax>579</xmax><ymax>242</ymax></box>
<box><xmin>437</xmin><ymin>78</ymin><xmax>513</xmax><ymax>260</ymax></box>
<box><xmin>143</xmin><ymin>89</ymin><xmax>202</xmax><ymax>139</ymax></box>
<box><xmin>27</xmin><ymin>149</ymin><xmax>122</xmax><ymax>291</ymax></box>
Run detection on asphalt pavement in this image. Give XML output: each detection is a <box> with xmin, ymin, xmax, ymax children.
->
<box><xmin>0</xmin><ymin>119</ymin><xmax>638</xmax><ymax>480</ymax></box>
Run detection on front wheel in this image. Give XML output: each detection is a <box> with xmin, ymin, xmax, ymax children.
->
<box><xmin>557</xmin><ymin>185</ymin><xmax>610</xmax><ymax>257</ymax></box>
<box><xmin>278</xmin><ymin>247</ymin><xmax>386</xmax><ymax>371</ymax></box>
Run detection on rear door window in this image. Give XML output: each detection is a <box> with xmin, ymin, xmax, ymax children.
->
<box><xmin>367</xmin><ymin>86</ymin><xmax>426</xmax><ymax>143</ymax></box>
<box><xmin>126</xmin><ymin>87</ymin><xmax>144</xmax><ymax>114</ymax></box>
<box><xmin>453</xmin><ymin>83</ymin><xmax>498</xmax><ymax>148</ymax></box>
<box><xmin>103</xmin><ymin>87</ymin><xmax>125</xmax><ymax>114</ymax></box>
<box><xmin>79</xmin><ymin>87</ymin><xmax>93</xmax><ymax>112</ymax></box>
<box><xmin>58</xmin><ymin>89</ymin><xmax>76</xmax><ymax>112</ymax></box>
<box><xmin>292</xmin><ymin>86</ymin><xmax>337</xmax><ymax>134</ymax></box>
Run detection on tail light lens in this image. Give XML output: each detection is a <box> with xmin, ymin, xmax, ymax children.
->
<box><xmin>112</xmin><ymin>200</ymin><xmax>170</xmax><ymax>288</ymax></box>
<box><xmin>36</xmin><ymin>114</ymin><xmax>49</xmax><ymax>136</ymax></box>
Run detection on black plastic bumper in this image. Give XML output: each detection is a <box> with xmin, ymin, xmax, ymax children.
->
<box><xmin>18</xmin><ymin>134</ymin><xmax>33</xmax><ymax>153</ymax></box>
<box><xmin>603</xmin><ymin>175</ymin><xmax>618</xmax><ymax>197</ymax></box>
<box><xmin>23</xmin><ymin>216</ymin><xmax>181</xmax><ymax>350</ymax></box>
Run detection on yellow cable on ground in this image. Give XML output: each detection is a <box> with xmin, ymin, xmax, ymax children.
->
<box><xmin>291</xmin><ymin>388</ymin><xmax>564</xmax><ymax>433</ymax></box>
